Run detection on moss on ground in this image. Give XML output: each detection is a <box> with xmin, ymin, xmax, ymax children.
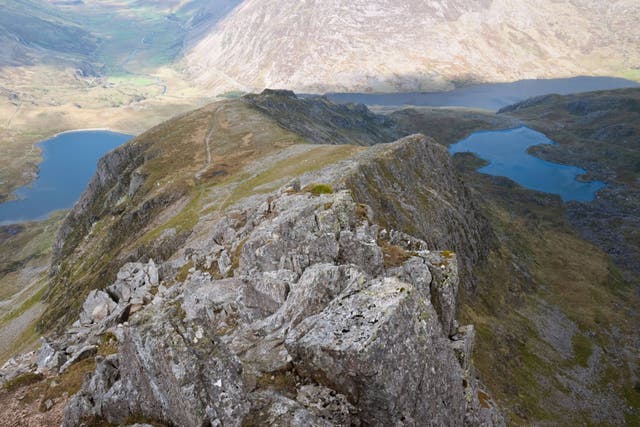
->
<box><xmin>380</xmin><ymin>242</ymin><xmax>410</xmax><ymax>268</ymax></box>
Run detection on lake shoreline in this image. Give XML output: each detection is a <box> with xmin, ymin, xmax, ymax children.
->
<box><xmin>0</xmin><ymin>131</ymin><xmax>133</xmax><ymax>225</ymax></box>
<box><xmin>449</xmin><ymin>126</ymin><xmax>606</xmax><ymax>202</ymax></box>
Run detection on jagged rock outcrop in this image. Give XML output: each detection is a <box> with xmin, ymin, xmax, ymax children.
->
<box><xmin>55</xmin><ymin>186</ymin><xmax>501</xmax><ymax>426</ymax></box>
<box><xmin>12</xmin><ymin>106</ymin><xmax>503</xmax><ymax>425</ymax></box>
<box><xmin>53</xmin><ymin>141</ymin><xmax>148</xmax><ymax>265</ymax></box>
<box><xmin>344</xmin><ymin>134</ymin><xmax>494</xmax><ymax>291</ymax></box>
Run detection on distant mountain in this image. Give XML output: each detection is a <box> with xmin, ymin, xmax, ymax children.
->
<box><xmin>183</xmin><ymin>0</ymin><xmax>640</xmax><ymax>93</ymax></box>
<box><xmin>0</xmin><ymin>0</ymin><xmax>98</xmax><ymax>67</ymax></box>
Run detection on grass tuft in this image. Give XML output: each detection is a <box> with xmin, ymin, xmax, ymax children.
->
<box><xmin>303</xmin><ymin>183</ymin><xmax>334</xmax><ymax>196</ymax></box>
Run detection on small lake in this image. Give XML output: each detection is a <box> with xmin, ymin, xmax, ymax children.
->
<box><xmin>0</xmin><ymin>130</ymin><xmax>132</xmax><ymax>225</ymax></box>
<box><xmin>324</xmin><ymin>76</ymin><xmax>640</xmax><ymax>111</ymax></box>
<box><xmin>449</xmin><ymin>127</ymin><xmax>606</xmax><ymax>202</ymax></box>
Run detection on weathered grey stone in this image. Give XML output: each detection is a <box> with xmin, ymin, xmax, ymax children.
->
<box><xmin>244</xmin><ymin>390</ymin><xmax>333</xmax><ymax>427</ymax></box>
<box><xmin>280</xmin><ymin>264</ymin><xmax>367</xmax><ymax>328</ymax></box>
<box><xmin>80</xmin><ymin>290</ymin><xmax>117</xmax><ymax>325</ymax></box>
<box><xmin>147</xmin><ymin>259</ymin><xmax>159</xmax><ymax>285</ymax></box>
<box><xmin>63</xmin><ymin>354</ymin><xmax>120</xmax><ymax>426</ymax></box>
<box><xmin>250</xmin><ymin>269</ymin><xmax>297</xmax><ymax>307</ymax></box>
<box><xmin>182</xmin><ymin>277</ymin><xmax>246</xmax><ymax>333</ymax></box>
<box><xmin>338</xmin><ymin>229</ymin><xmax>383</xmax><ymax>276</ymax></box>
<box><xmin>296</xmin><ymin>385</ymin><xmax>359</xmax><ymax>426</ymax></box>
<box><xmin>60</xmin><ymin>345</ymin><xmax>97</xmax><ymax>373</ymax></box>
<box><xmin>425</xmin><ymin>251</ymin><xmax>460</xmax><ymax>337</ymax></box>
<box><xmin>286</xmin><ymin>277</ymin><xmax>466</xmax><ymax>426</ymax></box>
<box><xmin>37</xmin><ymin>338</ymin><xmax>65</xmax><ymax>373</ymax></box>
<box><xmin>452</xmin><ymin>324</ymin><xmax>476</xmax><ymax>369</ymax></box>
<box><xmin>55</xmin><ymin>177</ymin><xmax>500</xmax><ymax>426</ymax></box>
<box><xmin>218</xmin><ymin>249</ymin><xmax>233</xmax><ymax>277</ymax></box>
<box><xmin>66</xmin><ymin>308</ymin><xmax>248</xmax><ymax>427</ymax></box>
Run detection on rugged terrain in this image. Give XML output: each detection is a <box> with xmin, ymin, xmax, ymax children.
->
<box><xmin>184</xmin><ymin>0</ymin><xmax>640</xmax><ymax>93</ymax></box>
<box><xmin>391</xmin><ymin>93</ymin><xmax>640</xmax><ymax>424</ymax></box>
<box><xmin>1</xmin><ymin>90</ymin><xmax>639</xmax><ymax>425</ymax></box>
<box><xmin>499</xmin><ymin>88</ymin><xmax>640</xmax><ymax>285</ymax></box>
<box><xmin>1</xmin><ymin>92</ymin><xmax>503</xmax><ymax>426</ymax></box>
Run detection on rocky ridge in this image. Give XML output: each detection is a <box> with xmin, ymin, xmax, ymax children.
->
<box><xmin>0</xmin><ymin>131</ymin><xmax>503</xmax><ymax>425</ymax></box>
<box><xmin>3</xmin><ymin>182</ymin><xmax>502</xmax><ymax>426</ymax></box>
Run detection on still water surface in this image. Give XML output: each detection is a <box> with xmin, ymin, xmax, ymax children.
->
<box><xmin>449</xmin><ymin>127</ymin><xmax>605</xmax><ymax>202</ymax></box>
<box><xmin>0</xmin><ymin>130</ymin><xmax>132</xmax><ymax>224</ymax></box>
<box><xmin>325</xmin><ymin>76</ymin><xmax>640</xmax><ymax>110</ymax></box>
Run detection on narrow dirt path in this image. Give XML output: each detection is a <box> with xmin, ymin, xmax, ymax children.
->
<box><xmin>195</xmin><ymin>122</ymin><xmax>215</xmax><ymax>180</ymax></box>
<box><xmin>5</xmin><ymin>102</ymin><xmax>21</xmax><ymax>129</ymax></box>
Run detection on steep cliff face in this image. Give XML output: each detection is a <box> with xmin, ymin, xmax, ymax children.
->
<box><xmin>52</xmin><ymin>140</ymin><xmax>149</xmax><ymax>267</ymax></box>
<box><xmin>243</xmin><ymin>89</ymin><xmax>403</xmax><ymax>146</ymax></box>
<box><xmin>343</xmin><ymin>135</ymin><xmax>494</xmax><ymax>291</ymax></box>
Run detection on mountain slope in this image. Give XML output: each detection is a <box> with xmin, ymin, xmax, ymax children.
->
<box><xmin>499</xmin><ymin>88</ymin><xmax>640</xmax><ymax>285</ymax></box>
<box><xmin>0</xmin><ymin>95</ymin><xmax>505</xmax><ymax>426</ymax></box>
<box><xmin>387</xmin><ymin>98</ymin><xmax>640</xmax><ymax>424</ymax></box>
<box><xmin>184</xmin><ymin>0</ymin><xmax>640</xmax><ymax>93</ymax></box>
<box><xmin>0</xmin><ymin>0</ymin><xmax>99</xmax><ymax>67</ymax></box>
<box><xmin>44</xmin><ymin>91</ymin><xmax>404</xmax><ymax>330</ymax></box>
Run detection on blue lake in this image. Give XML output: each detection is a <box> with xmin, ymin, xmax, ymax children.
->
<box><xmin>449</xmin><ymin>127</ymin><xmax>606</xmax><ymax>202</ymax></box>
<box><xmin>0</xmin><ymin>130</ymin><xmax>132</xmax><ymax>225</ymax></box>
<box><xmin>324</xmin><ymin>76</ymin><xmax>640</xmax><ymax>111</ymax></box>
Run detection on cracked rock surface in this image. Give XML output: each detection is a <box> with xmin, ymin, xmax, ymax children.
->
<box><xmin>50</xmin><ymin>186</ymin><xmax>502</xmax><ymax>426</ymax></box>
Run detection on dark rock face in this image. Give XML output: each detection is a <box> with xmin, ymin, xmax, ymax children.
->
<box><xmin>57</xmin><ymin>180</ymin><xmax>502</xmax><ymax>426</ymax></box>
<box><xmin>243</xmin><ymin>89</ymin><xmax>404</xmax><ymax>146</ymax></box>
<box><xmin>52</xmin><ymin>140</ymin><xmax>148</xmax><ymax>266</ymax></box>
<box><xmin>344</xmin><ymin>134</ymin><xmax>495</xmax><ymax>291</ymax></box>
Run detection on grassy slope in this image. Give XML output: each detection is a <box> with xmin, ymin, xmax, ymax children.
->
<box><xmin>0</xmin><ymin>0</ymin><xmax>99</xmax><ymax>66</ymax></box>
<box><xmin>0</xmin><ymin>0</ymin><xmax>222</xmax><ymax>202</ymax></box>
<box><xmin>392</xmin><ymin>105</ymin><xmax>640</xmax><ymax>424</ymax></box>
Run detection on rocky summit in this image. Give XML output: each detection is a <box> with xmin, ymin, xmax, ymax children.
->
<box><xmin>4</xmin><ymin>90</ymin><xmax>638</xmax><ymax>426</ymax></box>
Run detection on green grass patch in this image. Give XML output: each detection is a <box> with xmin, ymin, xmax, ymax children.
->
<box><xmin>570</xmin><ymin>333</ymin><xmax>594</xmax><ymax>368</ymax></box>
<box><xmin>304</xmin><ymin>183</ymin><xmax>334</xmax><ymax>196</ymax></box>
<box><xmin>0</xmin><ymin>284</ymin><xmax>46</xmax><ymax>326</ymax></box>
